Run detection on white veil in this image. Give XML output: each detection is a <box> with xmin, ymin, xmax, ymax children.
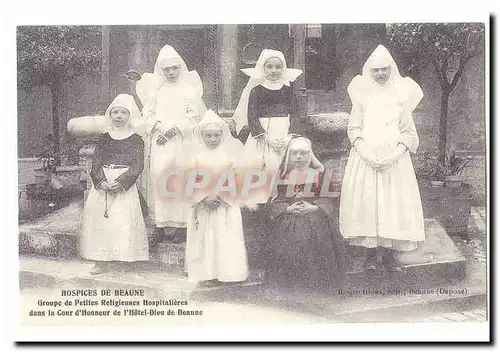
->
<box><xmin>104</xmin><ymin>94</ymin><xmax>142</xmax><ymax>127</ymax></box>
<box><xmin>67</xmin><ymin>94</ymin><xmax>142</xmax><ymax>135</ymax></box>
<box><xmin>348</xmin><ymin>45</ymin><xmax>423</xmax><ymax>112</ymax></box>
<box><xmin>135</xmin><ymin>45</ymin><xmax>205</xmax><ymax>107</ymax></box>
<box><xmin>192</xmin><ymin>110</ymin><xmax>244</xmax><ymax>157</ymax></box>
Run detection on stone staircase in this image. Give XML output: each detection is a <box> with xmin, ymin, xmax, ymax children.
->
<box><xmin>18</xmin><ymin>199</ymin><xmax>266</xmax><ymax>300</ymax></box>
<box><xmin>18</xmin><ymin>199</ymin><xmax>487</xmax><ymax>321</ymax></box>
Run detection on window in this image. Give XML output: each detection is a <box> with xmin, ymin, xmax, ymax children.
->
<box><xmin>306</xmin><ymin>24</ymin><xmax>322</xmax><ymax>38</ymax></box>
<box><xmin>305</xmin><ymin>24</ymin><xmax>338</xmax><ymax>91</ymax></box>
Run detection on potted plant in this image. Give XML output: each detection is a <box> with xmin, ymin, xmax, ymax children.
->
<box><xmin>415</xmin><ymin>151</ymin><xmax>446</xmax><ymax>187</ymax></box>
<box><xmin>430</xmin><ymin>161</ymin><xmax>446</xmax><ymax>187</ymax></box>
<box><xmin>34</xmin><ymin>134</ymin><xmax>58</xmax><ymax>183</ymax></box>
<box><xmin>415</xmin><ymin>149</ymin><xmax>473</xmax><ymax>237</ymax></box>
<box><xmin>28</xmin><ymin>133</ymin><xmax>85</xmax><ymax>202</ymax></box>
<box><xmin>443</xmin><ymin>144</ymin><xmax>473</xmax><ymax>188</ymax></box>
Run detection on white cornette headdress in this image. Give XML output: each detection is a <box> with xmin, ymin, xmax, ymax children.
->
<box><xmin>135</xmin><ymin>45</ymin><xmax>204</xmax><ymax>105</ymax></box>
<box><xmin>348</xmin><ymin>45</ymin><xmax>424</xmax><ymax>112</ymax></box>
<box><xmin>232</xmin><ymin>49</ymin><xmax>303</xmax><ymax>134</ymax></box>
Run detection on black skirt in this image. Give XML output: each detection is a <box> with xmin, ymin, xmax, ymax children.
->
<box><xmin>265</xmin><ymin>206</ymin><xmax>346</xmax><ymax>292</ymax></box>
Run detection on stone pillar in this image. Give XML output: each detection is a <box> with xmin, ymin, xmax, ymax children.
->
<box><xmin>101</xmin><ymin>26</ymin><xmax>110</xmax><ymax>112</ymax></box>
<box><xmin>127</xmin><ymin>28</ymin><xmax>149</xmax><ymax>93</ymax></box>
<box><xmin>290</xmin><ymin>24</ymin><xmax>307</xmax><ymax>118</ymax></box>
<box><xmin>124</xmin><ymin>27</ymin><xmax>155</xmax><ymax>110</ymax></box>
<box><xmin>202</xmin><ymin>25</ymin><xmax>220</xmax><ymax>112</ymax></box>
<box><xmin>217</xmin><ymin>24</ymin><xmax>239</xmax><ymax>116</ymax></box>
<box><xmin>79</xmin><ymin>145</ymin><xmax>96</xmax><ymax>202</ymax></box>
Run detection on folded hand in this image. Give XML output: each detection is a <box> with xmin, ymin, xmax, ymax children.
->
<box><xmin>268</xmin><ymin>138</ymin><xmax>287</xmax><ymax>152</ymax></box>
<box><xmin>287</xmin><ymin>201</ymin><xmax>318</xmax><ymax>214</ymax></box>
<box><xmin>166</xmin><ymin>126</ymin><xmax>180</xmax><ymax>138</ymax></box>
<box><xmin>203</xmin><ymin>197</ymin><xmax>221</xmax><ymax>210</ymax></box>
<box><xmin>106</xmin><ymin>181</ymin><xmax>122</xmax><ymax>193</ymax></box>
<box><xmin>354</xmin><ymin>139</ymin><xmax>393</xmax><ymax>172</ymax></box>
<box><xmin>156</xmin><ymin>134</ymin><xmax>168</xmax><ymax>146</ymax></box>
<box><xmin>96</xmin><ymin>181</ymin><xmax>109</xmax><ymax>191</ymax></box>
<box><xmin>371</xmin><ymin>158</ymin><xmax>392</xmax><ymax>172</ymax></box>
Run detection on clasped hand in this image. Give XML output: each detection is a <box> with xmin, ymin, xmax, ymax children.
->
<box><xmin>157</xmin><ymin>126</ymin><xmax>180</xmax><ymax>146</ymax></box>
<box><xmin>286</xmin><ymin>201</ymin><xmax>318</xmax><ymax>215</ymax></box>
<box><xmin>97</xmin><ymin>181</ymin><xmax>122</xmax><ymax>193</ymax></box>
<box><xmin>202</xmin><ymin>197</ymin><xmax>228</xmax><ymax>210</ymax></box>
<box><xmin>354</xmin><ymin>140</ymin><xmax>402</xmax><ymax>172</ymax></box>
<box><xmin>267</xmin><ymin>137</ymin><xmax>287</xmax><ymax>152</ymax></box>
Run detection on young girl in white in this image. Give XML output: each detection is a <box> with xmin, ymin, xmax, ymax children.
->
<box><xmin>184</xmin><ymin>110</ymin><xmax>248</xmax><ymax>284</ymax></box>
<box><xmin>80</xmin><ymin>94</ymin><xmax>149</xmax><ymax>275</ymax></box>
<box><xmin>233</xmin><ymin>49</ymin><xmax>305</xmax><ymax>203</ymax></box>
<box><xmin>339</xmin><ymin>45</ymin><xmax>425</xmax><ymax>271</ymax></box>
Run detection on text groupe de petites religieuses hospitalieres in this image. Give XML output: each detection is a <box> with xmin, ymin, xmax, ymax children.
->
<box><xmin>43</xmin><ymin>289</ymin><xmax>189</xmax><ymax>307</ymax></box>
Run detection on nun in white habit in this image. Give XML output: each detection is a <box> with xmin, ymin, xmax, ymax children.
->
<box><xmin>339</xmin><ymin>45</ymin><xmax>425</xmax><ymax>271</ymax></box>
<box><xmin>141</xmin><ymin>45</ymin><xmax>207</xmax><ymax>239</ymax></box>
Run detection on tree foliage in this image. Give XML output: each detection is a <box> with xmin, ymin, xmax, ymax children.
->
<box><xmin>17</xmin><ymin>26</ymin><xmax>102</xmax><ymax>158</ymax></box>
<box><xmin>387</xmin><ymin>23</ymin><xmax>484</xmax><ymax>93</ymax></box>
<box><xmin>387</xmin><ymin>23</ymin><xmax>485</xmax><ymax>161</ymax></box>
<box><xmin>17</xmin><ymin>25</ymin><xmax>102</xmax><ymax>89</ymax></box>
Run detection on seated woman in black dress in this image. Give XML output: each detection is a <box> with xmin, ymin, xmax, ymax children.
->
<box><xmin>264</xmin><ymin>137</ymin><xmax>346</xmax><ymax>292</ymax></box>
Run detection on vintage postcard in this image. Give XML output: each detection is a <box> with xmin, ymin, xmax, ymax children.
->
<box><xmin>11</xmin><ymin>6</ymin><xmax>490</xmax><ymax>342</ymax></box>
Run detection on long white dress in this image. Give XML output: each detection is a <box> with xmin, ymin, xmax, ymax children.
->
<box><xmin>81</xmin><ymin>166</ymin><xmax>149</xmax><ymax>261</ymax></box>
<box><xmin>141</xmin><ymin>45</ymin><xmax>207</xmax><ymax>228</ymax></box>
<box><xmin>339</xmin><ymin>45</ymin><xmax>425</xmax><ymax>251</ymax></box>
<box><xmin>80</xmin><ymin>95</ymin><xmax>149</xmax><ymax>262</ymax></box>
<box><xmin>184</xmin><ymin>112</ymin><xmax>248</xmax><ymax>283</ymax></box>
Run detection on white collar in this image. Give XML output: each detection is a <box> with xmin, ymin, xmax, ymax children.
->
<box><xmin>109</xmin><ymin>129</ymin><xmax>134</xmax><ymax>140</ymax></box>
<box><xmin>261</xmin><ymin>80</ymin><xmax>284</xmax><ymax>91</ymax></box>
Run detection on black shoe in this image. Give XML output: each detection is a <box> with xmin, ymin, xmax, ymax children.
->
<box><xmin>383</xmin><ymin>249</ymin><xmax>403</xmax><ymax>272</ymax></box>
<box><xmin>162</xmin><ymin>227</ymin><xmax>177</xmax><ymax>242</ymax></box>
<box><xmin>172</xmin><ymin>228</ymin><xmax>187</xmax><ymax>243</ymax></box>
<box><xmin>363</xmin><ymin>248</ymin><xmax>378</xmax><ymax>271</ymax></box>
<box><xmin>148</xmin><ymin>228</ymin><xmax>166</xmax><ymax>249</ymax></box>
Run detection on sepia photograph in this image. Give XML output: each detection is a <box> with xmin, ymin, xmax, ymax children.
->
<box><xmin>11</xmin><ymin>5</ymin><xmax>490</xmax><ymax>342</ymax></box>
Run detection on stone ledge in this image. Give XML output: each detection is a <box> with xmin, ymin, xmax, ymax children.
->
<box><xmin>19</xmin><ymin>203</ymin><xmax>469</xmax><ymax>293</ymax></box>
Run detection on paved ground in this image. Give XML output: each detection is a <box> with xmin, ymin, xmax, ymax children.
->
<box><xmin>421</xmin><ymin>206</ymin><xmax>488</xmax><ymax>323</ymax></box>
<box><xmin>19</xmin><ymin>205</ymin><xmax>488</xmax><ymax>325</ymax></box>
<box><xmin>421</xmin><ymin>309</ymin><xmax>487</xmax><ymax>323</ymax></box>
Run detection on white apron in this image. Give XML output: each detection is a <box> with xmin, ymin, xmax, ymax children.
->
<box><xmin>339</xmin><ymin>94</ymin><xmax>425</xmax><ymax>249</ymax></box>
<box><xmin>81</xmin><ymin>167</ymin><xmax>149</xmax><ymax>261</ymax></box>
<box><xmin>243</xmin><ymin>115</ymin><xmax>291</xmax><ymax>204</ymax></box>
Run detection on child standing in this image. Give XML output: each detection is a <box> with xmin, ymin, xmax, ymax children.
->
<box><xmin>233</xmin><ymin>49</ymin><xmax>305</xmax><ymax>203</ymax></box>
<box><xmin>80</xmin><ymin>94</ymin><xmax>149</xmax><ymax>275</ymax></box>
<box><xmin>339</xmin><ymin>45</ymin><xmax>425</xmax><ymax>271</ymax></box>
<box><xmin>184</xmin><ymin>110</ymin><xmax>248</xmax><ymax>284</ymax></box>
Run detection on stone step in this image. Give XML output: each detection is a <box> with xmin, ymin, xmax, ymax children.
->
<box><xmin>19</xmin><ymin>202</ymin><xmax>469</xmax><ymax>292</ymax></box>
<box><xmin>20</xmin><ymin>254</ymin><xmax>486</xmax><ymax>323</ymax></box>
<box><xmin>19</xmin><ymin>201</ymin><xmax>266</xmax><ymax>266</ymax></box>
<box><xmin>150</xmin><ymin>240</ymin><xmax>265</xmax><ymax>270</ymax></box>
<box><xmin>207</xmin><ymin>257</ymin><xmax>486</xmax><ymax>323</ymax></box>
